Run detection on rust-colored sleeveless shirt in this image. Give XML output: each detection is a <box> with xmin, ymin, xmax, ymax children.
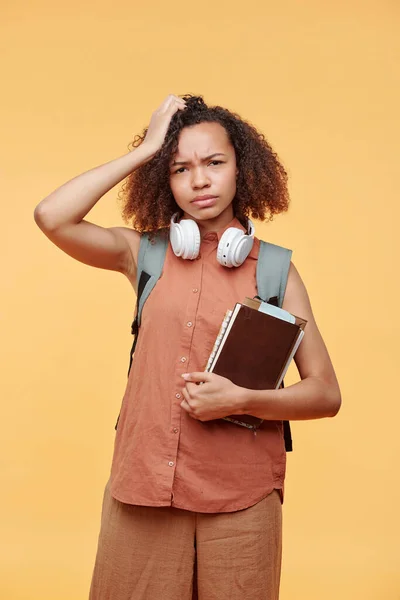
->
<box><xmin>110</xmin><ymin>216</ymin><xmax>287</xmax><ymax>513</ymax></box>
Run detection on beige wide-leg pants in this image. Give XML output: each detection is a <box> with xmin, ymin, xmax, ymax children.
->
<box><xmin>89</xmin><ymin>478</ymin><xmax>282</xmax><ymax>600</ymax></box>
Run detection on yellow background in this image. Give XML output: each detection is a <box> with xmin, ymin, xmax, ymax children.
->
<box><xmin>1</xmin><ymin>0</ymin><xmax>399</xmax><ymax>598</ymax></box>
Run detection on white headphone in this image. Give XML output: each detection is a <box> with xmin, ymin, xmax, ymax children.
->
<box><xmin>169</xmin><ymin>212</ymin><xmax>255</xmax><ymax>268</ymax></box>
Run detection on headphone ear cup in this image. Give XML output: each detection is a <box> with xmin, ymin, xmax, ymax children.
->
<box><xmin>217</xmin><ymin>227</ymin><xmax>254</xmax><ymax>267</ymax></box>
<box><xmin>170</xmin><ymin>221</ymin><xmax>185</xmax><ymax>256</ymax></box>
<box><xmin>170</xmin><ymin>212</ymin><xmax>201</xmax><ymax>260</ymax></box>
<box><xmin>179</xmin><ymin>219</ymin><xmax>201</xmax><ymax>259</ymax></box>
<box><xmin>232</xmin><ymin>235</ymin><xmax>254</xmax><ymax>267</ymax></box>
<box><xmin>217</xmin><ymin>228</ymin><xmax>243</xmax><ymax>267</ymax></box>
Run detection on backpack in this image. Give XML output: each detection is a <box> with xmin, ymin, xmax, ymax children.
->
<box><xmin>115</xmin><ymin>227</ymin><xmax>294</xmax><ymax>452</ymax></box>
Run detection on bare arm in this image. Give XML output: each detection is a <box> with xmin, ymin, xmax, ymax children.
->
<box><xmin>33</xmin><ymin>143</ymin><xmax>156</xmax><ymax>278</ymax></box>
<box><xmin>33</xmin><ymin>94</ymin><xmax>187</xmax><ymax>280</ymax></box>
<box><xmin>179</xmin><ymin>262</ymin><xmax>342</xmax><ymax>423</ymax></box>
<box><xmin>240</xmin><ymin>262</ymin><xmax>342</xmax><ymax>420</ymax></box>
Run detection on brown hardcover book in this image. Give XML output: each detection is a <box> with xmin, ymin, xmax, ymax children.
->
<box><xmin>207</xmin><ymin>300</ymin><xmax>307</xmax><ymax>430</ymax></box>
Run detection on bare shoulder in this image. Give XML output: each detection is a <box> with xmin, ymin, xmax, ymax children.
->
<box><xmin>281</xmin><ymin>262</ymin><xmax>312</xmax><ymax>324</ymax></box>
<box><xmin>282</xmin><ymin>262</ymin><xmax>341</xmax><ymax>400</ymax></box>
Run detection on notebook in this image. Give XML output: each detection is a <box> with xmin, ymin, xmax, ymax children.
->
<box><xmin>205</xmin><ymin>297</ymin><xmax>307</xmax><ymax>430</ymax></box>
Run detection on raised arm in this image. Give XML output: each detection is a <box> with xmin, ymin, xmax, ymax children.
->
<box><xmin>33</xmin><ymin>145</ymin><xmax>155</xmax><ymax>280</ymax></box>
<box><xmin>33</xmin><ymin>95</ymin><xmax>187</xmax><ymax>283</ymax></box>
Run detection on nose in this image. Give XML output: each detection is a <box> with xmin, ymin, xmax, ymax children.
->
<box><xmin>191</xmin><ymin>166</ymin><xmax>211</xmax><ymax>189</ymax></box>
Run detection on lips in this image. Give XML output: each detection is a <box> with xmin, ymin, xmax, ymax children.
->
<box><xmin>191</xmin><ymin>195</ymin><xmax>218</xmax><ymax>208</ymax></box>
<box><xmin>192</xmin><ymin>195</ymin><xmax>217</xmax><ymax>202</ymax></box>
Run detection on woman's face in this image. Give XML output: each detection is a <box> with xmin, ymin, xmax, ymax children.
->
<box><xmin>169</xmin><ymin>122</ymin><xmax>238</xmax><ymax>228</ymax></box>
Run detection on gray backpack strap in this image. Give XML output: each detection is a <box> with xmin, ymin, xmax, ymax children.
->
<box><xmin>256</xmin><ymin>239</ymin><xmax>294</xmax><ymax>452</ymax></box>
<box><xmin>136</xmin><ymin>229</ymin><xmax>169</xmax><ymax>327</ymax></box>
<box><xmin>256</xmin><ymin>240</ymin><xmax>292</xmax><ymax>307</ymax></box>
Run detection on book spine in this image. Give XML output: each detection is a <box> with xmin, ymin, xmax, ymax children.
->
<box><xmin>205</xmin><ymin>309</ymin><xmax>233</xmax><ymax>373</ymax></box>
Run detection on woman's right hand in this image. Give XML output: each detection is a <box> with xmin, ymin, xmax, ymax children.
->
<box><xmin>142</xmin><ymin>94</ymin><xmax>187</xmax><ymax>154</ymax></box>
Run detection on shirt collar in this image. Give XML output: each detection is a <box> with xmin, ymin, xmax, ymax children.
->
<box><xmin>203</xmin><ymin>216</ymin><xmax>259</xmax><ymax>260</ymax></box>
<box><xmin>215</xmin><ymin>216</ymin><xmax>248</xmax><ymax>242</ymax></box>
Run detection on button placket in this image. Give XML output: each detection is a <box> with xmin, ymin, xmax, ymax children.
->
<box><xmin>179</xmin><ymin>264</ymin><xmax>203</xmax><ymax>368</ymax></box>
<box><xmin>169</xmin><ymin>259</ymin><xmax>203</xmax><ymax>486</ymax></box>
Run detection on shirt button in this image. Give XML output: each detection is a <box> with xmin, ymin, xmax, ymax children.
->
<box><xmin>168</xmin><ymin>461</ymin><xmax>174</xmax><ymax>467</ymax></box>
<box><xmin>180</xmin><ymin>357</ymin><xmax>187</xmax><ymax>363</ymax></box>
<box><xmin>173</xmin><ymin>428</ymin><xmax>179</xmax><ymax>434</ymax></box>
<box><xmin>187</xmin><ymin>321</ymin><xmax>193</xmax><ymax>327</ymax></box>
<box><xmin>175</xmin><ymin>393</ymin><xmax>181</xmax><ymax>399</ymax></box>
<box><xmin>192</xmin><ymin>288</ymin><xmax>198</xmax><ymax>293</ymax></box>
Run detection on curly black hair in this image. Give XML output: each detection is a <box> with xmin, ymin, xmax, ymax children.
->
<box><xmin>117</xmin><ymin>94</ymin><xmax>290</xmax><ymax>232</ymax></box>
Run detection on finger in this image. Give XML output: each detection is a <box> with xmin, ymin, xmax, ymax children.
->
<box><xmin>180</xmin><ymin>399</ymin><xmax>190</xmax><ymax>412</ymax></box>
<box><xmin>167</xmin><ymin>99</ymin><xmax>186</xmax><ymax>114</ymax></box>
<box><xmin>181</xmin><ymin>386</ymin><xmax>192</xmax><ymax>405</ymax></box>
<box><xmin>167</xmin><ymin>95</ymin><xmax>185</xmax><ymax>106</ymax></box>
<box><xmin>185</xmin><ymin>381</ymin><xmax>199</xmax><ymax>394</ymax></box>
<box><xmin>180</xmin><ymin>399</ymin><xmax>196</xmax><ymax>417</ymax></box>
<box><xmin>181</xmin><ymin>371</ymin><xmax>211</xmax><ymax>384</ymax></box>
<box><xmin>164</xmin><ymin>95</ymin><xmax>176</xmax><ymax>107</ymax></box>
<box><xmin>160</xmin><ymin>95</ymin><xmax>184</xmax><ymax>113</ymax></box>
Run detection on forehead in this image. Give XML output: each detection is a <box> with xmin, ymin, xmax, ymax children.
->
<box><xmin>174</xmin><ymin>122</ymin><xmax>231</xmax><ymax>157</ymax></box>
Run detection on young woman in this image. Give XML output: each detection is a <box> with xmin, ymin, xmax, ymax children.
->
<box><xmin>34</xmin><ymin>94</ymin><xmax>341</xmax><ymax>600</ymax></box>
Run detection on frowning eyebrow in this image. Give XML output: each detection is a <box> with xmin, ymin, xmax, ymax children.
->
<box><xmin>171</xmin><ymin>153</ymin><xmax>227</xmax><ymax>167</ymax></box>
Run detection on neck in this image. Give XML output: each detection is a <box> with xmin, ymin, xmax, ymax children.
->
<box><xmin>183</xmin><ymin>205</ymin><xmax>235</xmax><ymax>237</ymax></box>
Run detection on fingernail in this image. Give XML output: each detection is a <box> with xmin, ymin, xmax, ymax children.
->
<box><xmin>181</xmin><ymin>373</ymin><xmax>189</xmax><ymax>379</ymax></box>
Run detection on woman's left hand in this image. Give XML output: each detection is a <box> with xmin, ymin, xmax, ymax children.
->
<box><xmin>180</xmin><ymin>371</ymin><xmax>246</xmax><ymax>421</ymax></box>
